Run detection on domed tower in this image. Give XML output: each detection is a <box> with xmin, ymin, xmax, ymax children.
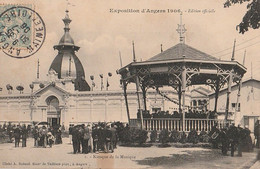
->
<box><xmin>49</xmin><ymin>10</ymin><xmax>90</xmax><ymax>91</ymax></box>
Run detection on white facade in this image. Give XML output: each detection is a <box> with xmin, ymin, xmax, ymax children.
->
<box><xmin>208</xmin><ymin>78</ymin><xmax>260</xmax><ymax>132</ymax></box>
<box><xmin>0</xmin><ymin>73</ymin><xmax>192</xmax><ymax>129</ymax></box>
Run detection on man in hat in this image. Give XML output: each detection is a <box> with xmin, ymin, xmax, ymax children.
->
<box><xmin>237</xmin><ymin>124</ymin><xmax>243</xmax><ymax>157</ymax></box>
<box><xmin>220</xmin><ymin>125</ymin><xmax>229</xmax><ymax>155</ymax></box>
<box><xmin>87</xmin><ymin>124</ymin><xmax>93</xmax><ymax>153</ymax></box>
<box><xmin>32</xmin><ymin>126</ymin><xmax>39</xmax><ymax>147</ymax></box>
<box><xmin>227</xmin><ymin>123</ymin><xmax>238</xmax><ymax>157</ymax></box>
<box><xmin>69</xmin><ymin>124</ymin><xmax>74</xmax><ymax>144</ymax></box>
<box><xmin>72</xmin><ymin>126</ymin><xmax>80</xmax><ymax>154</ymax></box>
<box><xmin>98</xmin><ymin>124</ymin><xmax>106</xmax><ymax>152</ymax></box>
<box><xmin>105</xmin><ymin>125</ymin><xmax>112</xmax><ymax>153</ymax></box>
<box><xmin>92</xmin><ymin>125</ymin><xmax>99</xmax><ymax>153</ymax></box>
<box><xmin>78</xmin><ymin>125</ymin><xmax>85</xmax><ymax>153</ymax></box>
<box><xmin>243</xmin><ymin>125</ymin><xmax>253</xmax><ymax>152</ymax></box>
<box><xmin>13</xmin><ymin>125</ymin><xmax>21</xmax><ymax>147</ymax></box>
<box><xmin>110</xmin><ymin>124</ymin><xmax>117</xmax><ymax>152</ymax></box>
<box><xmin>82</xmin><ymin>125</ymin><xmax>90</xmax><ymax>154</ymax></box>
<box><xmin>7</xmin><ymin>122</ymin><xmax>13</xmax><ymax>143</ymax></box>
<box><xmin>21</xmin><ymin>124</ymin><xmax>28</xmax><ymax>147</ymax></box>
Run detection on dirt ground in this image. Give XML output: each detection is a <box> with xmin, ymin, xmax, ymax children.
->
<box><xmin>0</xmin><ymin>138</ymin><xmax>258</xmax><ymax>169</ymax></box>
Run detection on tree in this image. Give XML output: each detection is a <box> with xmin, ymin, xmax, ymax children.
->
<box><xmin>224</xmin><ymin>0</ymin><xmax>260</xmax><ymax>34</ymax></box>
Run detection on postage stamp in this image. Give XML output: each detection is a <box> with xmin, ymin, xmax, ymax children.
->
<box><xmin>0</xmin><ymin>4</ymin><xmax>46</xmax><ymax>59</ymax></box>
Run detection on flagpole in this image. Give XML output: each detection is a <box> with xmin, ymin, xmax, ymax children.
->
<box><xmin>106</xmin><ymin>77</ymin><xmax>108</xmax><ymax>91</ymax></box>
<box><xmin>225</xmin><ymin>39</ymin><xmax>236</xmax><ymax>123</ymax></box>
<box><xmin>234</xmin><ymin>50</ymin><xmax>246</xmax><ymax>125</ymax></box>
<box><xmin>119</xmin><ymin>51</ymin><xmax>122</xmax><ymax>68</ymax></box>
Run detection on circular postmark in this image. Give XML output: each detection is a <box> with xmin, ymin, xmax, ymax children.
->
<box><xmin>0</xmin><ymin>6</ymin><xmax>46</xmax><ymax>59</ymax></box>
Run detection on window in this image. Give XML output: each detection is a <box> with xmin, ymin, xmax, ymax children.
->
<box><xmin>244</xmin><ymin>116</ymin><xmax>249</xmax><ymax>126</ymax></box>
<box><xmin>152</xmin><ymin>108</ymin><xmax>161</xmax><ymax>113</ymax></box>
<box><xmin>231</xmin><ymin>103</ymin><xmax>241</xmax><ymax>112</ymax></box>
<box><xmin>232</xmin><ymin>103</ymin><xmax>236</xmax><ymax>108</ymax></box>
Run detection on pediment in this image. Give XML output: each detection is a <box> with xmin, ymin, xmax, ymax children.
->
<box><xmin>33</xmin><ymin>83</ymin><xmax>70</xmax><ymax>96</ymax></box>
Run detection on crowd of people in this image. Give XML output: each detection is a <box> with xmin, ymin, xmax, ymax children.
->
<box><xmin>1</xmin><ymin>120</ymin><xmax>259</xmax><ymax>156</ymax></box>
<box><xmin>69</xmin><ymin>123</ymin><xmax>118</xmax><ymax>154</ymax></box>
<box><xmin>32</xmin><ymin>125</ymin><xmax>62</xmax><ymax>148</ymax></box>
<box><xmin>0</xmin><ymin>122</ymin><xmax>119</xmax><ymax>154</ymax></box>
<box><xmin>0</xmin><ymin>123</ymin><xmax>31</xmax><ymax>146</ymax></box>
<box><xmin>209</xmin><ymin>123</ymin><xmax>254</xmax><ymax>157</ymax></box>
<box><xmin>0</xmin><ymin>122</ymin><xmax>63</xmax><ymax>148</ymax></box>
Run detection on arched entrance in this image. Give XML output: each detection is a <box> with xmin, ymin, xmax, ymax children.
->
<box><xmin>46</xmin><ymin>96</ymin><xmax>61</xmax><ymax>127</ymax></box>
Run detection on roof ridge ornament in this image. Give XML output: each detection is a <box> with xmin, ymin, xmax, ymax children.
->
<box><xmin>176</xmin><ymin>12</ymin><xmax>187</xmax><ymax>44</ymax></box>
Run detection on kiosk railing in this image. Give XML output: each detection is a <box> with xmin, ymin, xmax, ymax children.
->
<box><xmin>130</xmin><ymin>118</ymin><xmax>231</xmax><ymax>132</ymax></box>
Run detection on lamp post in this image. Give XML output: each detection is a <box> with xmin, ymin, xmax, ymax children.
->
<box><xmin>6</xmin><ymin>84</ymin><xmax>13</xmax><ymax>94</ymax></box>
<box><xmin>90</xmin><ymin>75</ymin><xmax>95</xmax><ymax>91</ymax></box>
<box><xmin>100</xmin><ymin>74</ymin><xmax>104</xmax><ymax>91</ymax></box>
<box><xmin>106</xmin><ymin>72</ymin><xmax>112</xmax><ymax>91</ymax></box>
<box><xmin>29</xmin><ymin>83</ymin><xmax>34</xmax><ymax>93</ymax></box>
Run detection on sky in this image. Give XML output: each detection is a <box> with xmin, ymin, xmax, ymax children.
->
<box><xmin>0</xmin><ymin>0</ymin><xmax>259</xmax><ymax>94</ymax></box>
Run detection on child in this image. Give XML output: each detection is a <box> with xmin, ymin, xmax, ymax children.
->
<box><xmin>47</xmin><ymin>132</ymin><xmax>54</xmax><ymax>148</ymax></box>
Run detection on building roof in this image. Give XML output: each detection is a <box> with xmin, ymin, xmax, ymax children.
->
<box><xmin>148</xmin><ymin>43</ymin><xmax>220</xmax><ymax>62</ymax></box>
<box><xmin>49</xmin><ymin>10</ymin><xmax>90</xmax><ymax>91</ymax></box>
<box><xmin>59</xmin><ymin>32</ymin><xmax>75</xmax><ymax>46</ymax></box>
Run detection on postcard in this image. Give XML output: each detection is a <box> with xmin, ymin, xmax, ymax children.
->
<box><xmin>0</xmin><ymin>0</ymin><xmax>259</xmax><ymax>169</ymax></box>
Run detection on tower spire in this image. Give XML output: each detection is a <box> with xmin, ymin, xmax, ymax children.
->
<box><xmin>176</xmin><ymin>12</ymin><xmax>187</xmax><ymax>44</ymax></box>
<box><xmin>63</xmin><ymin>10</ymin><xmax>71</xmax><ymax>33</ymax></box>
<box><xmin>132</xmin><ymin>41</ymin><xmax>136</xmax><ymax>62</ymax></box>
<box><xmin>231</xmin><ymin>39</ymin><xmax>236</xmax><ymax>61</ymax></box>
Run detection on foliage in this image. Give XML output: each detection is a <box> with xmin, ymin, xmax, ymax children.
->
<box><xmin>159</xmin><ymin>129</ymin><xmax>170</xmax><ymax>144</ymax></box>
<box><xmin>187</xmin><ymin>129</ymin><xmax>199</xmax><ymax>144</ymax></box>
<box><xmin>119</xmin><ymin>126</ymin><xmax>131</xmax><ymax>143</ymax></box>
<box><xmin>179</xmin><ymin>131</ymin><xmax>187</xmax><ymax>143</ymax></box>
<box><xmin>169</xmin><ymin>130</ymin><xmax>181</xmax><ymax>143</ymax></box>
<box><xmin>199</xmin><ymin>130</ymin><xmax>210</xmax><ymax>143</ymax></box>
<box><xmin>112</xmin><ymin>121</ymin><xmax>125</xmax><ymax>142</ymax></box>
<box><xmin>120</xmin><ymin>127</ymin><xmax>148</xmax><ymax>145</ymax></box>
<box><xmin>150</xmin><ymin>130</ymin><xmax>158</xmax><ymax>143</ymax></box>
<box><xmin>224</xmin><ymin>0</ymin><xmax>260</xmax><ymax>33</ymax></box>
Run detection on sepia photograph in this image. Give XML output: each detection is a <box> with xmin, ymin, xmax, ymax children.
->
<box><xmin>0</xmin><ymin>0</ymin><xmax>259</xmax><ymax>168</ymax></box>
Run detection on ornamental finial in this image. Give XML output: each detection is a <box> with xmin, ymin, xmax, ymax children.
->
<box><xmin>63</xmin><ymin>9</ymin><xmax>71</xmax><ymax>32</ymax></box>
<box><xmin>176</xmin><ymin>12</ymin><xmax>186</xmax><ymax>44</ymax></box>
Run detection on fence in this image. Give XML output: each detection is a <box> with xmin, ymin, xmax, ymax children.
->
<box><xmin>130</xmin><ymin>118</ymin><xmax>232</xmax><ymax>132</ymax></box>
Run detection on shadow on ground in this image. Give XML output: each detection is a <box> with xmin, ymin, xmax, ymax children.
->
<box><xmin>135</xmin><ymin>149</ymin><xmax>225</xmax><ymax>168</ymax></box>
